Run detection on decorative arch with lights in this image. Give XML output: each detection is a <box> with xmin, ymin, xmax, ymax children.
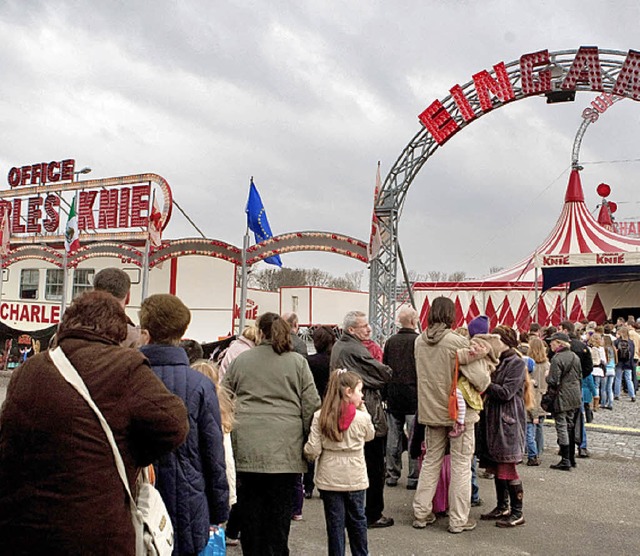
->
<box><xmin>370</xmin><ymin>47</ymin><xmax>640</xmax><ymax>340</ymax></box>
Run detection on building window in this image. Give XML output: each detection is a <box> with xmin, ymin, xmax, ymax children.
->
<box><xmin>292</xmin><ymin>295</ymin><xmax>299</xmax><ymax>313</ymax></box>
<box><xmin>72</xmin><ymin>269</ymin><xmax>95</xmax><ymax>299</ymax></box>
<box><xmin>20</xmin><ymin>269</ymin><xmax>39</xmax><ymax>299</ymax></box>
<box><xmin>45</xmin><ymin>269</ymin><xmax>64</xmax><ymax>301</ymax></box>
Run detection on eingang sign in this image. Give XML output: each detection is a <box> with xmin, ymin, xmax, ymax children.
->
<box><xmin>418</xmin><ymin>47</ymin><xmax>640</xmax><ymax>145</ymax></box>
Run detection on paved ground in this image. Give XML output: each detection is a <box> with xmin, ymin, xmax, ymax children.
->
<box><xmin>2</xmin><ymin>373</ymin><xmax>639</xmax><ymax>555</ymax></box>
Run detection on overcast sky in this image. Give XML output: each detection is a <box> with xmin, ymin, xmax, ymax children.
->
<box><xmin>1</xmin><ymin>0</ymin><xmax>640</xmax><ymax>285</ymax></box>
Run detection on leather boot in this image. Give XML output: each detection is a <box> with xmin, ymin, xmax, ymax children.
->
<box><xmin>568</xmin><ymin>441</ymin><xmax>577</xmax><ymax>468</ymax></box>
<box><xmin>496</xmin><ymin>481</ymin><xmax>525</xmax><ymax>527</ymax></box>
<box><xmin>480</xmin><ymin>478</ymin><xmax>510</xmax><ymax>520</ymax></box>
<box><xmin>550</xmin><ymin>444</ymin><xmax>572</xmax><ymax>471</ymax></box>
<box><xmin>593</xmin><ymin>396</ymin><xmax>600</xmax><ymax>411</ymax></box>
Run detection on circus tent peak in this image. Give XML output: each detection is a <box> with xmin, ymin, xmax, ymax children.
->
<box><xmin>483</xmin><ymin>169</ymin><xmax>640</xmax><ymax>283</ymax></box>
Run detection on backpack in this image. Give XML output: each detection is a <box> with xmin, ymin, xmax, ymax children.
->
<box><xmin>618</xmin><ymin>339</ymin><xmax>630</xmax><ymax>362</ymax></box>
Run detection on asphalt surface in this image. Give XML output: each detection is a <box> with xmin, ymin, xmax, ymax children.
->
<box><xmin>2</xmin><ymin>373</ymin><xmax>639</xmax><ymax>555</ymax></box>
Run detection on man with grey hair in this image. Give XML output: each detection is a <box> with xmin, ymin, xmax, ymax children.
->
<box><xmin>331</xmin><ymin>310</ymin><xmax>394</xmax><ymax>528</ymax></box>
<box><xmin>383</xmin><ymin>306</ymin><xmax>420</xmax><ymax>490</ymax></box>
<box><xmin>282</xmin><ymin>312</ymin><xmax>308</xmax><ymax>355</ymax></box>
<box><xmin>93</xmin><ymin>268</ymin><xmax>141</xmax><ymax>348</ymax></box>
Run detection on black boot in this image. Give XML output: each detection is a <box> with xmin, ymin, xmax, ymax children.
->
<box><xmin>568</xmin><ymin>441</ymin><xmax>577</xmax><ymax>468</ymax></box>
<box><xmin>496</xmin><ymin>481</ymin><xmax>525</xmax><ymax>527</ymax></box>
<box><xmin>550</xmin><ymin>444</ymin><xmax>572</xmax><ymax>471</ymax></box>
<box><xmin>480</xmin><ymin>478</ymin><xmax>510</xmax><ymax>520</ymax></box>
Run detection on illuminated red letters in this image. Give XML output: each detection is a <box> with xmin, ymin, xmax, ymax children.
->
<box><xmin>418</xmin><ymin>100</ymin><xmax>460</xmax><ymax>145</ymax></box>
<box><xmin>7</xmin><ymin>159</ymin><xmax>75</xmax><ymax>187</ymax></box>
<box><xmin>130</xmin><ymin>185</ymin><xmax>150</xmax><ymax>227</ymax></box>
<box><xmin>27</xmin><ymin>197</ymin><xmax>43</xmax><ymax>233</ymax></box>
<box><xmin>78</xmin><ymin>191</ymin><xmax>98</xmax><ymax>230</ymax></box>
<box><xmin>472</xmin><ymin>62</ymin><xmax>515</xmax><ymax>111</ymax></box>
<box><xmin>43</xmin><ymin>195</ymin><xmax>60</xmax><ymax>232</ymax></box>
<box><xmin>562</xmin><ymin>46</ymin><xmax>602</xmax><ymax>91</ymax></box>
<box><xmin>612</xmin><ymin>49</ymin><xmax>640</xmax><ymax>99</ymax></box>
<box><xmin>418</xmin><ymin>47</ymin><xmax>640</xmax><ymax>144</ymax></box>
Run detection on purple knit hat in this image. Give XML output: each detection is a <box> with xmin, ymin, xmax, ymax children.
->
<box><xmin>468</xmin><ymin>315</ymin><xmax>490</xmax><ymax>337</ymax></box>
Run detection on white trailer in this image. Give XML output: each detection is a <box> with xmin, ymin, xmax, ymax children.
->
<box><xmin>279</xmin><ymin>286</ymin><xmax>369</xmax><ymax>327</ymax></box>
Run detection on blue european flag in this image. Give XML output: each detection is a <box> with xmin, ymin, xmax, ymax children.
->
<box><xmin>245</xmin><ymin>180</ymin><xmax>283</xmax><ymax>267</ymax></box>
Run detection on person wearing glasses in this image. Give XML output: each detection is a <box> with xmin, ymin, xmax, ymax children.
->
<box><xmin>331</xmin><ymin>311</ymin><xmax>394</xmax><ymax>529</ymax></box>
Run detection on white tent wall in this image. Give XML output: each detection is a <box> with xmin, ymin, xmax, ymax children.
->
<box><xmin>586</xmin><ymin>282</ymin><xmax>640</xmax><ymax>321</ymax></box>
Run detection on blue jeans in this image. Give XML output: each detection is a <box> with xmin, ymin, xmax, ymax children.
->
<box><xmin>535</xmin><ymin>417</ymin><xmax>545</xmax><ymax>455</ymax></box>
<box><xmin>526</xmin><ymin>422</ymin><xmax>538</xmax><ymax>458</ymax></box>
<box><xmin>602</xmin><ymin>375</ymin><xmax>615</xmax><ymax>407</ymax></box>
<box><xmin>593</xmin><ymin>376</ymin><xmax>603</xmax><ymax>401</ymax></box>
<box><xmin>579</xmin><ymin>404</ymin><xmax>587</xmax><ymax>450</ymax></box>
<box><xmin>471</xmin><ymin>456</ymin><xmax>479</xmax><ymax>503</ymax></box>
<box><xmin>320</xmin><ymin>490</ymin><xmax>368</xmax><ymax>556</ymax></box>
<box><xmin>614</xmin><ymin>366</ymin><xmax>636</xmax><ymax>399</ymax></box>
<box><xmin>386</xmin><ymin>412</ymin><xmax>419</xmax><ymax>487</ymax></box>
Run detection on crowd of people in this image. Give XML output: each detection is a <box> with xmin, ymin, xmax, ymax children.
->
<box><xmin>0</xmin><ymin>275</ymin><xmax>638</xmax><ymax>555</ymax></box>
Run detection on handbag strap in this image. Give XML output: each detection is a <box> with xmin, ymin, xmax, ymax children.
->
<box><xmin>48</xmin><ymin>347</ymin><xmax>138</xmax><ymax>507</ymax></box>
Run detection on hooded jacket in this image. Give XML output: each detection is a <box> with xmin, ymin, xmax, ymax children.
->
<box><xmin>141</xmin><ymin>344</ymin><xmax>229</xmax><ymax>556</ymax></box>
<box><xmin>415</xmin><ymin>324</ymin><xmax>491</xmax><ymax>427</ymax></box>
<box><xmin>330</xmin><ymin>332</ymin><xmax>393</xmax><ymax>436</ymax></box>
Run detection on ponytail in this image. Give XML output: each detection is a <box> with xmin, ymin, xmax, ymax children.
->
<box><xmin>256</xmin><ymin>312</ymin><xmax>293</xmax><ymax>355</ymax></box>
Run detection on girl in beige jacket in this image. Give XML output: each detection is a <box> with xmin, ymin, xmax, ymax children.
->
<box><xmin>304</xmin><ymin>370</ymin><xmax>376</xmax><ymax>556</ymax></box>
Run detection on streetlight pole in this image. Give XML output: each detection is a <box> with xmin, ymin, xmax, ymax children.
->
<box><xmin>61</xmin><ymin>166</ymin><xmax>92</xmax><ymax>314</ymax></box>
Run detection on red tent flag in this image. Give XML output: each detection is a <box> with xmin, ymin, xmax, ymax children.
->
<box><xmin>368</xmin><ymin>162</ymin><xmax>383</xmax><ymax>261</ymax></box>
<box><xmin>587</xmin><ymin>293</ymin><xmax>607</xmax><ymax>324</ymax></box>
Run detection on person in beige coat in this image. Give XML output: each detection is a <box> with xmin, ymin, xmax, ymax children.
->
<box><xmin>305</xmin><ymin>370</ymin><xmax>375</xmax><ymax>556</ymax></box>
<box><xmin>412</xmin><ymin>297</ymin><xmax>491</xmax><ymax>534</ymax></box>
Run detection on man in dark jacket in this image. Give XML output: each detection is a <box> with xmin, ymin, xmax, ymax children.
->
<box><xmin>559</xmin><ymin>320</ymin><xmax>593</xmax><ymax>458</ymax></box>
<box><xmin>140</xmin><ymin>294</ymin><xmax>229</xmax><ymax>555</ymax></box>
<box><xmin>331</xmin><ymin>310</ymin><xmax>394</xmax><ymax>528</ymax></box>
<box><xmin>383</xmin><ymin>307</ymin><xmax>419</xmax><ymax>490</ymax></box>
<box><xmin>547</xmin><ymin>332</ymin><xmax>583</xmax><ymax>471</ymax></box>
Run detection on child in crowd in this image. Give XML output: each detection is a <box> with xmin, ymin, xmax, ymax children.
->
<box><xmin>588</xmin><ymin>333</ymin><xmax>606</xmax><ymax>411</ymax></box>
<box><xmin>451</xmin><ymin>316</ymin><xmax>505</xmax><ymax>438</ymax></box>
<box><xmin>191</xmin><ymin>359</ymin><xmax>239</xmax><ymax>546</ymax></box>
<box><xmin>525</xmin><ymin>337</ymin><xmax>550</xmax><ymax>465</ymax></box>
<box><xmin>304</xmin><ymin>370</ymin><xmax>375</xmax><ymax>556</ymax></box>
<box><xmin>602</xmin><ymin>335</ymin><xmax>617</xmax><ymax>409</ymax></box>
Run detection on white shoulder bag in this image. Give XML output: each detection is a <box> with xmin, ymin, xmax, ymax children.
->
<box><xmin>49</xmin><ymin>346</ymin><xmax>174</xmax><ymax>556</ymax></box>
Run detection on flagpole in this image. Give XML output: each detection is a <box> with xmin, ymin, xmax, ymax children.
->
<box><xmin>61</xmin><ymin>248</ymin><xmax>68</xmax><ymax>315</ymax></box>
<box><xmin>141</xmin><ymin>237</ymin><xmax>150</xmax><ymax>302</ymax></box>
<box><xmin>141</xmin><ymin>185</ymin><xmax>154</xmax><ymax>302</ymax></box>
<box><xmin>238</xmin><ymin>227</ymin><xmax>249</xmax><ymax>335</ymax></box>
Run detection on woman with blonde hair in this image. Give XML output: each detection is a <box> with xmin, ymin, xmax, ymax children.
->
<box><xmin>602</xmin><ymin>335</ymin><xmax>617</xmax><ymax>410</ymax></box>
<box><xmin>525</xmin><ymin>337</ymin><xmax>550</xmax><ymax>466</ymax></box>
<box><xmin>218</xmin><ymin>325</ymin><xmax>258</xmax><ymax>380</ymax></box>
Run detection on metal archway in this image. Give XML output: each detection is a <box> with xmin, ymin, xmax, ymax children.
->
<box><xmin>370</xmin><ymin>47</ymin><xmax>640</xmax><ymax>340</ymax></box>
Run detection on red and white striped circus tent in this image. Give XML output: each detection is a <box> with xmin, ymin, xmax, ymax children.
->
<box><xmin>413</xmin><ymin>169</ymin><xmax>640</xmax><ymax>330</ymax></box>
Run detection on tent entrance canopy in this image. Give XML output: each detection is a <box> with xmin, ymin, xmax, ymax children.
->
<box><xmin>538</xmin><ymin>252</ymin><xmax>640</xmax><ymax>292</ymax></box>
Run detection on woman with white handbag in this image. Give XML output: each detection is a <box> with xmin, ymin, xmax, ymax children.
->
<box><xmin>0</xmin><ymin>291</ymin><xmax>189</xmax><ymax>555</ymax></box>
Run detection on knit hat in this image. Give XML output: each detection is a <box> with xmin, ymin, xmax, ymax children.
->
<box><xmin>468</xmin><ymin>315</ymin><xmax>490</xmax><ymax>338</ymax></box>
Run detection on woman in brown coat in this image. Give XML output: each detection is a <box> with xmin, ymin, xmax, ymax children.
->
<box><xmin>0</xmin><ymin>291</ymin><xmax>189</xmax><ymax>555</ymax></box>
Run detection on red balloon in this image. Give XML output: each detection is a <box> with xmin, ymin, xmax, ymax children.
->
<box><xmin>597</xmin><ymin>183</ymin><xmax>611</xmax><ymax>197</ymax></box>
<box><xmin>608</xmin><ymin>201</ymin><xmax>618</xmax><ymax>214</ymax></box>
